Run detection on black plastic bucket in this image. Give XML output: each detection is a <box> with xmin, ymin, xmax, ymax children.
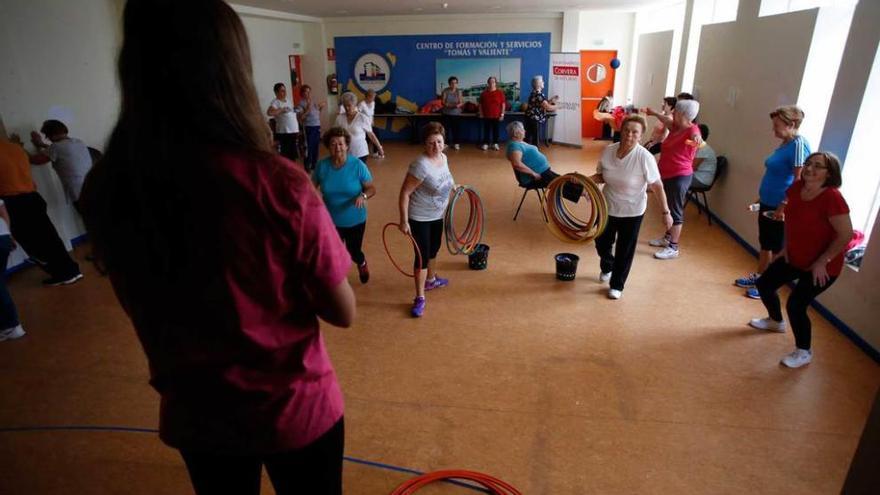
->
<box><xmin>555</xmin><ymin>253</ymin><xmax>579</xmax><ymax>281</ymax></box>
<box><xmin>468</xmin><ymin>244</ymin><xmax>490</xmax><ymax>270</ymax></box>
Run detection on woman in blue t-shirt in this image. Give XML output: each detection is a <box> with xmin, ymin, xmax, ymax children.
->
<box><xmin>505</xmin><ymin>121</ymin><xmax>582</xmax><ymax>202</ymax></box>
<box><xmin>313</xmin><ymin>127</ymin><xmax>376</xmax><ymax>283</ymax></box>
<box><xmin>735</xmin><ymin>105</ymin><xmax>810</xmax><ymax>299</ymax></box>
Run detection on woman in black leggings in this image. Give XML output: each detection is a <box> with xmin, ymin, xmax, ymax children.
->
<box><xmin>749</xmin><ymin>152</ymin><xmax>852</xmax><ymax>368</ymax></box>
<box><xmin>398</xmin><ymin>122</ymin><xmax>455</xmax><ymax>318</ymax></box>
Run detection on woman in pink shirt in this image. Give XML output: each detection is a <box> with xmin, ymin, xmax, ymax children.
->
<box><xmin>644</xmin><ymin>99</ymin><xmax>702</xmax><ymax>259</ymax></box>
<box><xmin>79</xmin><ymin>1</ymin><xmax>355</xmax><ymax>493</ymax></box>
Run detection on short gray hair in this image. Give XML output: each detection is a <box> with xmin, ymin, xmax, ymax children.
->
<box><xmin>675</xmin><ymin>99</ymin><xmax>700</xmax><ymax>122</ymax></box>
<box><xmin>531</xmin><ymin>75</ymin><xmax>544</xmax><ymax>89</ymax></box>
<box><xmin>341</xmin><ymin>91</ymin><xmax>358</xmax><ymax>106</ymax></box>
<box><xmin>506</xmin><ymin>121</ymin><xmax>525</xmax><ymax>137</ymax></box>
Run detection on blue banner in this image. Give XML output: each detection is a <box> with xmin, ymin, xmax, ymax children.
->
<box><xmin>334</xmin><ymin>33</ymin><xmax>551</xmax><ymax>139</ymax></box>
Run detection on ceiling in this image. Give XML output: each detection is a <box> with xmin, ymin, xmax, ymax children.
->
<box><xmin>232</xmin><ymin>0</ymin><xmax>674</xmax><ymax>18</ymax></box>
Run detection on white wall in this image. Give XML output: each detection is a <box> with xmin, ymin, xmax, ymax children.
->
<box><xmin>0</xmin><ymin>0</ymin><xmax>123</xmax><ymax>267</ymax></box>
<box><xmin>237</xmin><ymin>14</ymin><xmax>329</xmax><ymax>128</ymax></box>
<box><xmin>577</xmin><ymin>10</ymin><xmax>636</xmax><ymax>106</ymax></box>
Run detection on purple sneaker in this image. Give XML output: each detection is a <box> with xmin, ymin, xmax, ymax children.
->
<box><xmin>424</xmin><ymin>276</ymin><xmax>449</xmax><ymax>291</ymax></box>
<box><xmin>411</xmin><ymin>296</ymin><xmax>426</xmax><ymax>317</ymax></box>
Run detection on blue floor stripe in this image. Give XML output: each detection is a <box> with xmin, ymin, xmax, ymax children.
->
<box><xmin>0</xmin><ymin>424</ymin><xmax>491</xmax><ymax>493</ymax></box>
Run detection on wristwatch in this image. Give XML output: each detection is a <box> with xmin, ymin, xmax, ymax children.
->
<box><xmin>362</xmin><ymin>193</ymin><xmax>368</xmax><ymax>200</ymax></box>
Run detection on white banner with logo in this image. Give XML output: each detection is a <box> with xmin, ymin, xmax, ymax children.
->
<box><xmin>549</xmin><ymin>53</ymin><xmax>582</xmax><ymax>147</ymax></box>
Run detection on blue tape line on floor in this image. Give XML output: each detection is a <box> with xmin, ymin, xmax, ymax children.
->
<box><xmin>0</xmin><ymin>425</ymin><xmax>491</xmax><ymax>493</ymax></box>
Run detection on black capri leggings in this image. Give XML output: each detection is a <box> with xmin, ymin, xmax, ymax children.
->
<box><xmin>409</xmin><ymin>218</ymin><xmax>444</xmax><ymax>269</ymax></box>
<box><xmin>756</xmin><ymin>258</ymin><xmax>836</xmax><ymax>350</ymax></box>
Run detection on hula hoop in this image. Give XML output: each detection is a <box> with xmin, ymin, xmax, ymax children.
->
<box><xmin>545</xmin><ymin>172</ymin><xmax>608</xmax><ymax>244</ymax></box>
<box><xmin>382</xmin><ymin>222</ymin><xmax>422</xmax><ymax>278</ymax></box>
<box><xmin>444</xmin><ymin>185</ymin><xmax>485</xmax><ymax>256</ymax></box>
<box><xmin>390</xmin><ymin>469</ymin><xmax>522</xmax><ymax>495</ymax></box>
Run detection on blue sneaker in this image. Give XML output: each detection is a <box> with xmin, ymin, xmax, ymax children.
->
<box><xmin>411</xmin><ymin>297</ymin><xmax>426</xmax><ymax>317</ymax></box>
<box><xmin>735</xmin><ymin>273</ymin><xmax>759</xmax><ymax>288</ymax></box>
<box><xmin>745</xmin><ymin>287</ymin><xmax>761</xmax><ymax>299</ymax></box>
<box><xmin>425</xmin><ymin>276</ymin><xmax>449</xmax><ymax>291</ymax></box>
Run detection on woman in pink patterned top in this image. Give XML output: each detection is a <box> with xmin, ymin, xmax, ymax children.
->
<box><xmin>79</xmin><ymin>1</ymin><xmax>355</xmax><ymax>493</ymax></box>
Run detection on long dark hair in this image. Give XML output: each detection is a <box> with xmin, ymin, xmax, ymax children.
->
<box><xmin>81</xmin><ymin>0</ymin><xmax>272</xmax><ymax>311</ymax></box>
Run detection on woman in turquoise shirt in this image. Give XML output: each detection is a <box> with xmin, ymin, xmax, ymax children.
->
<box><xmin>735</xmin><ymin>106</ymin><xmax>810</xmax><ymax>299</ymax></box>
<box><xmin>505</xmin><ymin>121</ymin><xmax>582</xmax><ymax>201</ymax></box>
<box><xmin>313</xmin><ymin>127</ymin><xmax>376</xmax><ymax>283</ymax></box>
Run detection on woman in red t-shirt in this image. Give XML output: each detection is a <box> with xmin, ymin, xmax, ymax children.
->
<box><xmin>749</xmin><ymin>152</ymin><xmax>853</xmax><ymax>369</ymax></box>
<box><xmin>478</xmin><ymin>76</ymin><xmax>506</xmax><ymax>151</ymax></box>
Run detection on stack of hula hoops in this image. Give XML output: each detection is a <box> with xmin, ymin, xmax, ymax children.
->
<box><xmin>544</xmin><ymin>172</ymin><xmax>608</xmax><ymax>243</ymax></box>
<box><xmin>444</xmin><ymin>185</ymin><xmax>485</xmax><ymax>255</ymax></box>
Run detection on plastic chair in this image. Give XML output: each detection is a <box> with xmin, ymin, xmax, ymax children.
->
<box><xmin>513</xmin><ymin>170</ymin><xmax>548</xmax><ymax>222</ymax></box>
<box><xmin>686</xmin><ymin>155</ymin><xmax>727</xmax><ymax>225</ymax></box>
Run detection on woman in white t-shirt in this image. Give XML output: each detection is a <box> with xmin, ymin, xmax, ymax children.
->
<box><xmin>398</xmin><ymin>122</ymin><xmax>455</xmax><ymax>318</ymax></box>
<box><xmin>590</xmin><ymin>115</ymin><xmax>673</xmax><ymax>299</ymax></box>
<box><xmin>335</xmin><ymin>92</ymin><xmax>383</xmax><ymax>164</ymax></box>
<box><xmin>0</xmin><ymin>199</ymin><xmax>25</xmax><ymax>341</ymax></box>
<box><xmin>266</xmin><ymin>82</ymin><xmax>300</xmax><ymax>162</ymax></box>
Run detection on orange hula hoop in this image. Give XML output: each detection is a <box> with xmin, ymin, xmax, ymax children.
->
<box><xmin>382</xmin><ymin>222</ymin><xmax>423</xmax><ymax>278</ymax></box>
<box><xmin>390</xmin><ymin>469</ymin><xmax>522</xmax><ymax>495</ymax></box>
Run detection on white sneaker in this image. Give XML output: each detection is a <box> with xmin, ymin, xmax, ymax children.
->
<box><xmin>453</xmin><ymin>144</ymin><xmax>460</xmax><ymax>150</ymax></box>
<box><xmin>648</xmin><ymin>237</ymin><xmax>669</xmax><ymax>247</ymax></box>
<box><xmin>749</xmin><ymin>317</ymin><xmax>786</xmax><ymax>333</ymax></box>
<box><xmin>0</xmin><ymin>325</ymin><xmax>26</xmax><ymax>342</ymax></box>
<box><xmin>608</xmin><ymin>289</ymin><xmax>622</xmax><ymax>300</ymax></box>
<box><xmin>781</xmin><ymin>348</ymin><xmax>812</xmax><ymax>368</ymax></box>
<box><xmin>480</xmin><ymin>144</ymin><xmax>489</xmax><ymax>150</ymax></box>
<box><xmin>599</xmin><ymin>271</ymin><xmax>611</xmax><ymax>283</ymax></box>
<box><xmin>654</xmin><ymin>246</ymin><xmax>679</xmax><ymax>259</ymax></box>
<box><xmin>492</xmin><ymin>143</ymin><xmax>500</xmax><ymax>151</ymax></box>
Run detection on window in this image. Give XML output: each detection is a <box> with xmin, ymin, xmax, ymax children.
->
<box><xmin>760</xmin><ymin>0</ymin><xmax>857</xmax><ymax>17</ymax></box>
<box><xmin>840</xmin><ymin>39</ymin><xmax>880</xmax><ymax>255</ymax></box>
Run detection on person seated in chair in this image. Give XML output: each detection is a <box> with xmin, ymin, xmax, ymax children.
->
<box><xmin>505</xmin><ymin>121</ymin><xmax>582</xmax><ymax>201</ymax></box>
<box><xmin>691</xmin><ymin>124</ymin><xmax>717</xmax><ymax>189</ymax></box>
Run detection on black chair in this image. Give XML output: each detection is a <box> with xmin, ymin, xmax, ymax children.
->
<box><xmin>87</xmin><ymin>146</ymin><xmax>103</xmax><ymax>165</ymax></box>
<box><xmin>513</xmin><ymin>170</ymin><xmax>548</xmax><ymax>222</ymax></box>
<box><xmin>686</xmin><ymin>155</ymin><xmax>727</xmax><ymax>225</ymax></box>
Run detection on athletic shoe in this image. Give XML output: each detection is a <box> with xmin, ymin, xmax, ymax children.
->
<box><xmin>599</xmin><ymin>271</ymin><xmax>611</xmax><ymax>283</ymax></box>
<box><xmin>749</xmin><ymin>317</ymin><xmax>786</xmax><ymax>333</ymax></box>
<box><xmin>358</xmin><ymin>261</ymin><xmax>370</xmax><ymax>284</ymax></box>
<box><xmin>411</xmin><ymin>296</ymin><xmax>426</xmax><ymax>317</ymax></box>
<box><xmin>648</xmin><ymin>237</ymin><xmax>669</xmax><ymax>247</ymax></box>
<box><xmin>453</xmin><ymin>144</ymin><xmax>460</xmax><ymax>150</ymax></box>
<box><xmin>42</xmin><ymin>273</ymin><xmax>83</xmax><ymax>287</ymax></box>
<box><xmin>654</xmin><ymin>246</ymin><xmax>679</xmax><ymax>259</ymax></box>
<box><xmin>481</xmin><ymin>144</ymin><xmax>489</xmax><ymax>150</ymax></box>
<box><xmin>608</xmin><ymin>289</ymin><xmax>622</xmax><ymax>300</ymax></box>
<box><xmin>781</xmin><ymin>348</ymin><xmax>812</xmax><ymax>368</ymax></box>
<box><xmin>735</xmin><ymin>273</ymin><xmax>760</xmax><ymax>288</ymax></box>
<box><xmin>492</xmin><ymin>143</ymin><xmax>500</xmax><ymax>151</ymax></box>
<box><xmin>425</xmin><ymin>276</ymin><xmax>449</xmax><ymax>291</ymax></box>
<box><xmin>745</xmin><ymin>287</ymin><xmax>761</xmax><ymax>299</ymax></box>
<box><xmin>0</xmin><ymin>325</ymin><xmax>25</xmax><ymax>342</ymax></box>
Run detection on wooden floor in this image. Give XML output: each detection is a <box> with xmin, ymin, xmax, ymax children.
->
<box><xmin>1</xmin><ymin>140</ymin><xmax>877</xmax><ymax>494</ymax></box>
